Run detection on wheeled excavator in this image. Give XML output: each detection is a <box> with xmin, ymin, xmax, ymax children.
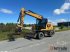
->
<box><xmin>16</xmin><ymin>8</ymin><xmax>55</xmax><ymax>39</ymax></box>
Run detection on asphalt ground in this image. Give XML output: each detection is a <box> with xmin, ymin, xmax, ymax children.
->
<box><xmin>0</xmin><ymin>30</ymin><xmax>70</xmax><ymax>52</ymax></box>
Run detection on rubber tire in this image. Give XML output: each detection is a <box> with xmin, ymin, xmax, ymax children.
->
<box><xmin>48</xmin><ymin>31</ymin><xmax>54</xmax><ymax>37</ymax></box>
<box><xmin>44</xmin><ymin>32</ymin><xmax>48</xmax><ymax>37</ymax></box>
<box><xmin>37</xmin><ymin>32</ymin><xmax>44</xmax><ymax>39</ymax></box>
<box><xmin>52</xmin><ymin>30</ymin><xmax>55</xmax><ymax>35</ymax></box>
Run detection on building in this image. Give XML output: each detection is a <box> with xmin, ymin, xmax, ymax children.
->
<box><xmin>58</xmin><ymin>22</ymin><xmax>70</xmax><ymax>27</ymax></box>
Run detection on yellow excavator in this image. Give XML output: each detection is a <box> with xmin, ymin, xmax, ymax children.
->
<box><xmin>16</xmin><ymin>8</ymin><xmax>55</xmax><ymax>39</ymax></box>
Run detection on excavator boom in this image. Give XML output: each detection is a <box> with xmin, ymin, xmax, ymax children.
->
<box><xmin>17</xmin><ymin>8</ymin><xmax>43</xmax><ymax>28</ymax></box>
<box><xmin>25</xmin><ymin>10</ymin><xmax>42</xmax><ymax>20</ymax></box>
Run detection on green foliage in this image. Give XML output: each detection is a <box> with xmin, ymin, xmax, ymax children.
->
<box><xmin>0</xmin><ymin>23</ymin><xmax>16</xmax><ymax>32</ymax></box>
<box><xmin>0</xmin><ymin>23</ymin><xmax>33</xmax><ymax>41</ymax></box>
<box><xmin>0</xmin><ymin>23</ymin><xmax>17</xmax><ymax>41</ymax></box>
<box><xmin>24</xmin><ymin>24</ymin><xmax>33</xmax><ymax>27</ymax></box>
<box><xmin>56</xmin><ymin>27</ymin><xmax>70</xmax><ymax>32</ymax></box>
<box><xmin>59</xmin><ymin>25</ymin><xmax>64</xmax><ymax>29</ymax></box>
<box><xmin>0</xmin><ymin>32</ymin><xmax>9</xmax><ymax>41</ymax></box>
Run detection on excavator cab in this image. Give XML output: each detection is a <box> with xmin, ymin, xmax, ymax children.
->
<box><xmin>36</xmin><ymin>18</ymin><xmax>48</xmax><ymax>31</ymax></box>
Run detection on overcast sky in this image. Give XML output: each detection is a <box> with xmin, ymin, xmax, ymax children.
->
<box><xmin>0</xmin><ymin>0</ymin><xmax>70</xmax><ymax>25</ymax></box>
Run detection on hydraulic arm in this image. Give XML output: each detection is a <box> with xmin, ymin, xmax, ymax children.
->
<box><xmin>17</xmin><ymin>8</ymin><xmax>43</xmax><ymax>28</ymax></box>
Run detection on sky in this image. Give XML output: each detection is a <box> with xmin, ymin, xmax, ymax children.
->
<box><xmin>0</xmin><ymin>0</ymin><xmax>70</xmax><ymax>25</ymax></box>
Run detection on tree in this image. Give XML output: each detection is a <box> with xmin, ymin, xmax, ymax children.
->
<box><xmin>60</xmin><ymin>24</ymin><xmax>64</xmax><ymax>29</ymax></box>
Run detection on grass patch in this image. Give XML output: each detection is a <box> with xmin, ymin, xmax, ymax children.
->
<box><xmin>0</xmin><ymin>28</ymin><xmax>70</xmax><ymax>41</ymax></box>
<box><xmin>0</xmin><ymin>29</ymin><xmax>31</xmax><ymax>41</ymax></box>
<box><xmin>55</xmin><ymin>27</ymin><xmax>70</xmax><ymax>32</ymax></box>
<box><xmin>0</xmin><ymin>32</ymin><xmax>9</xmax><ymax>41</ymax></box>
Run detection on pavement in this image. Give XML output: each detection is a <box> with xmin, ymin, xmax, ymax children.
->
<box><xmin>0</xmin><ymin>30</ymin><xmax>70</xmax><ymax>52</ymax></box>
